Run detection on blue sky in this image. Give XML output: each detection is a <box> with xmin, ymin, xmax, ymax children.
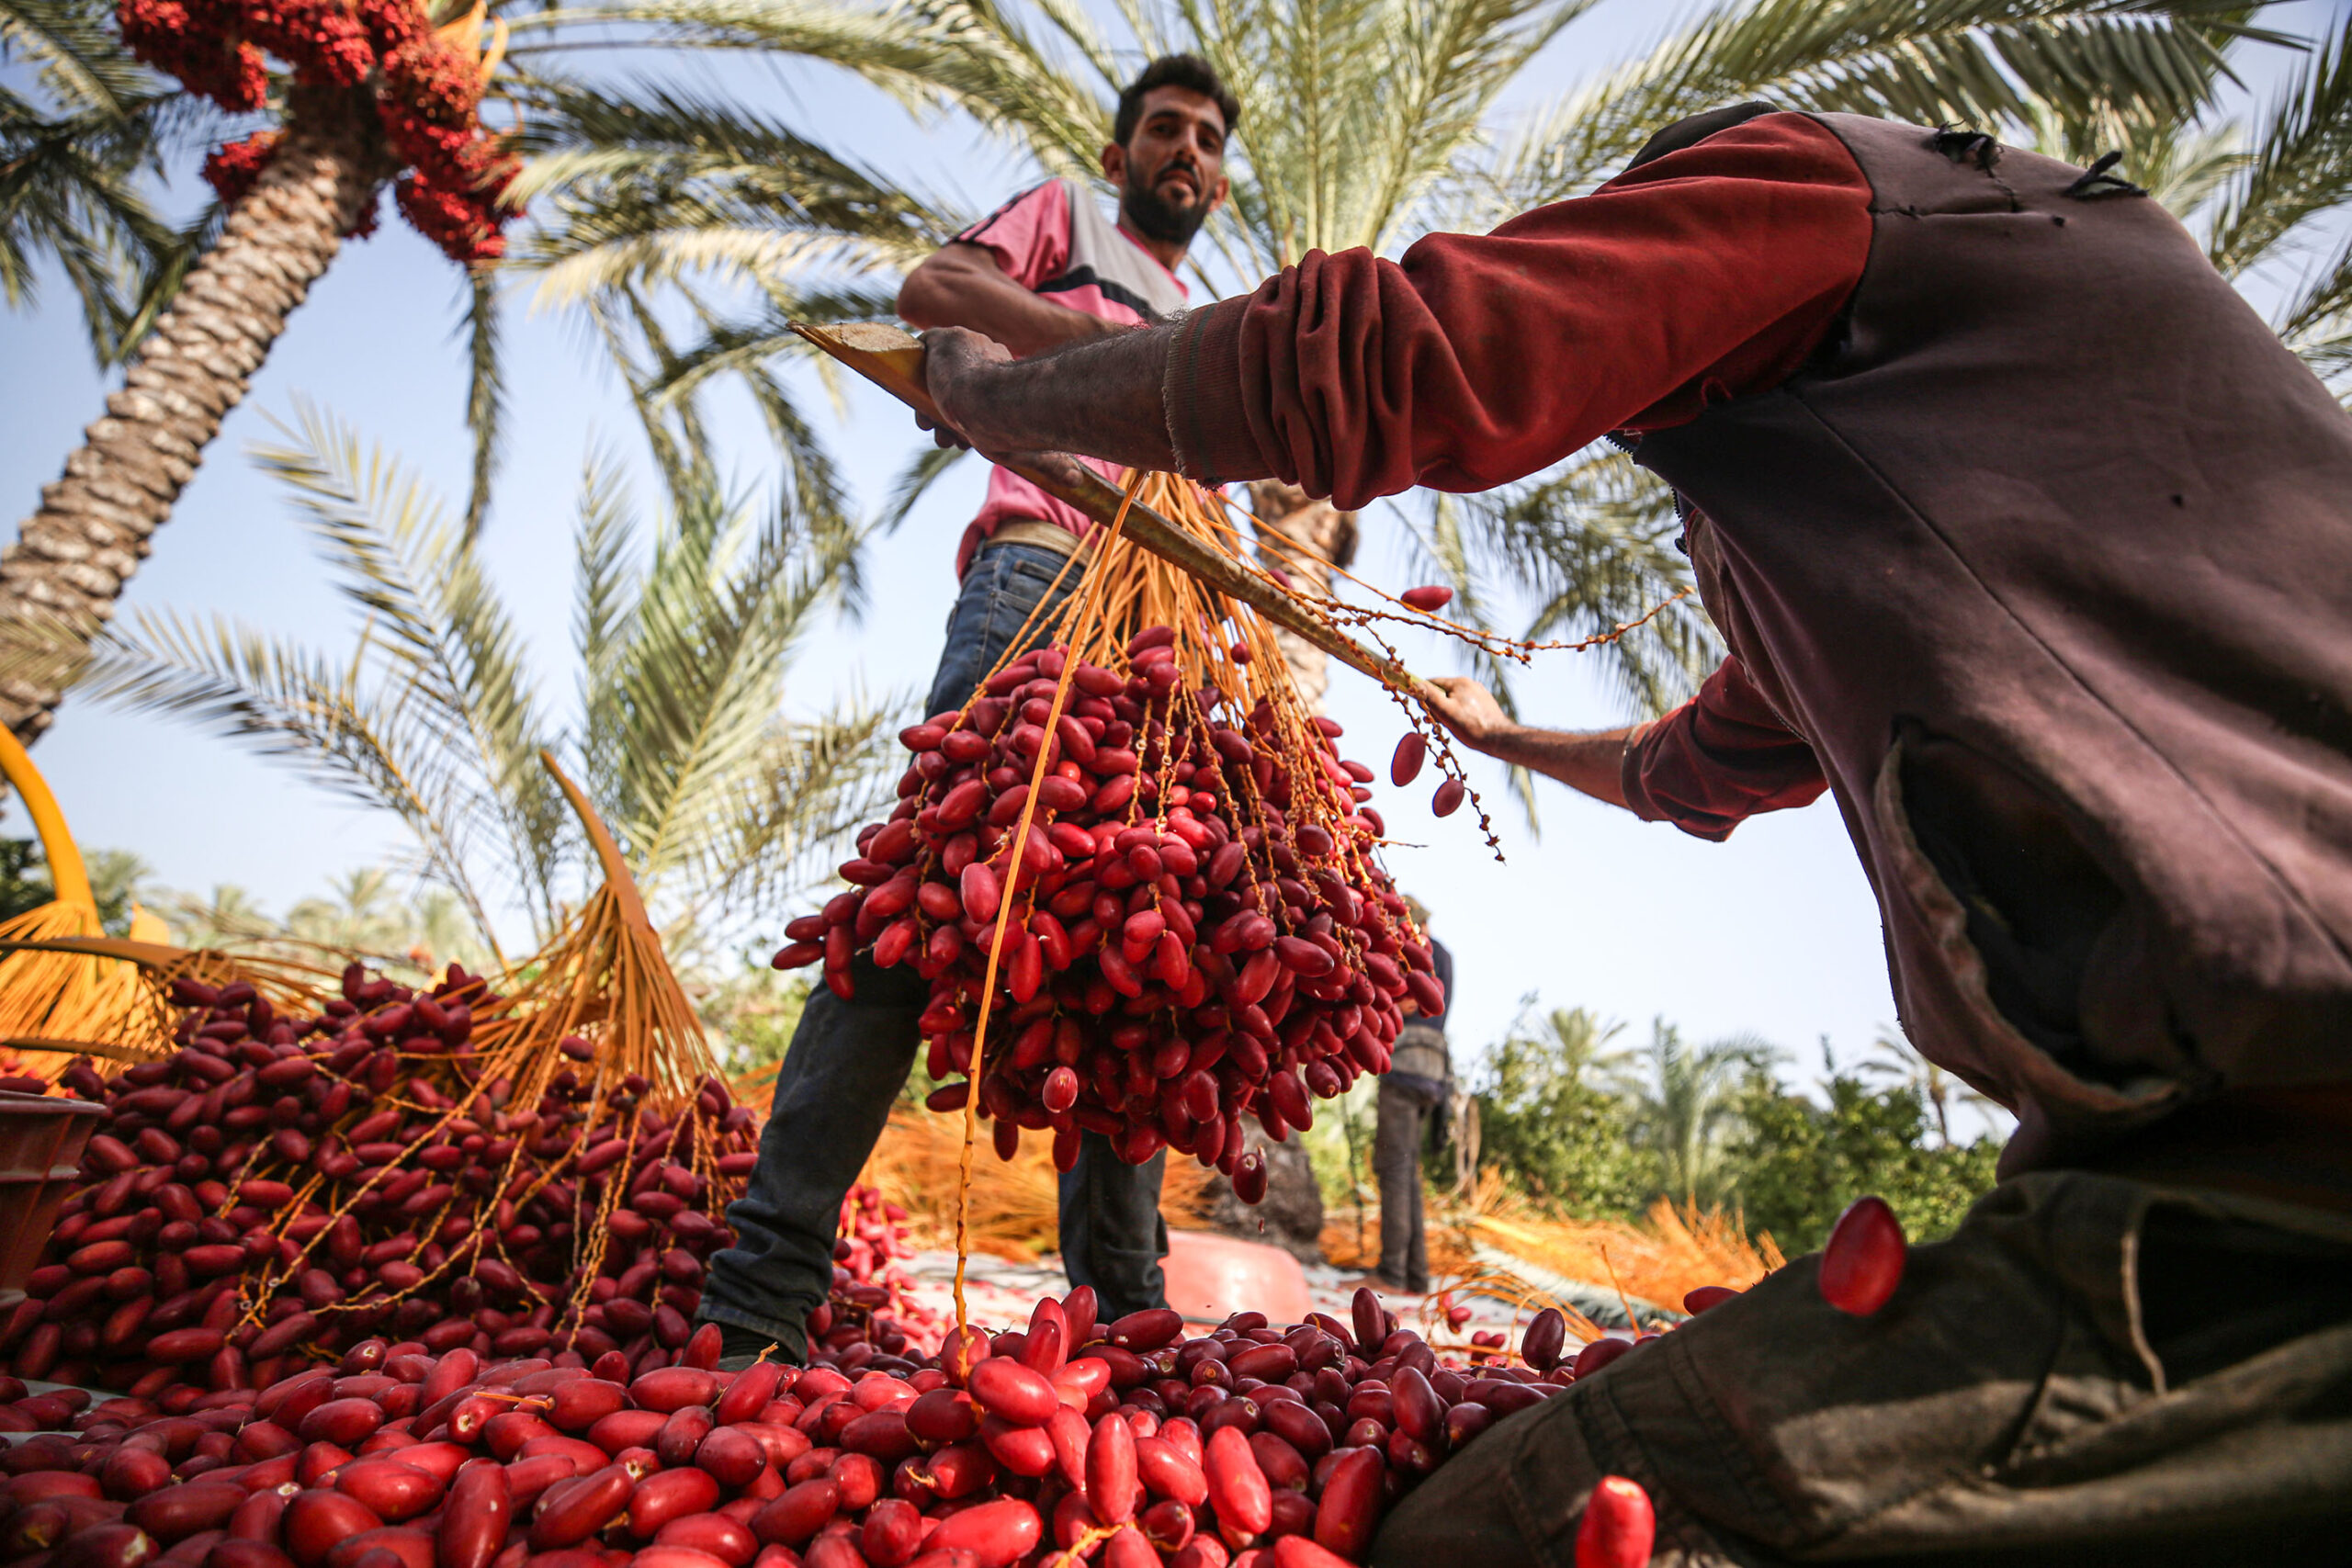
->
<box><xmin>3</xmin><ymin>0</ymin><xmax>2343</xmax><ymax>1128</ymax></box>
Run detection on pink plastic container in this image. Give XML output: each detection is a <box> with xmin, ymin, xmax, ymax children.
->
<box><xmin>1160</xmin><ymin>1230</ymin><xmax>1312</xmax><ymax>1325</ymax></box>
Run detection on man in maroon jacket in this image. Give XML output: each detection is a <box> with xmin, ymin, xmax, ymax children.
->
<box><xmin>913</xmin><ymin>104</ymin><xmax>2352</xmax><ymax>1563</ymax></box>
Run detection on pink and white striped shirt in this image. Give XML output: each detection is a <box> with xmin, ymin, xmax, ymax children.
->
<box><xmin>950</xmin><ymin>178</ymin><xmax>1192</xmax><ymax>575</ymax></box>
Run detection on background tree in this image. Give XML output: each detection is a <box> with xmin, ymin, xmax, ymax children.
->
<box><xmin>137</xmin><ymin>863</ymin><xmax>495</xmax><ymax>974</ymax></box>
<box><xmin>1471</xmin><ymin>997</ymin><xmax>1648</xmax><ymax>1216</ymax></box>
<box><xmin>1860</xmin><ymin>1030</ymin><xmax>1996</xmax><ymax>1147</ymax></box>
<box><xmin>2197</xmin><ymin>7</ymin><xmax>2352</xmax><ymax>393</ymax></box>
<box><xmin>61</xmin><ymin>401</ymin><xmax>902</xmax><ymax>964</ymax></box>
<box><xmin>1</xmin><ymin>0</ymin><xmax>188</xmax><ymax>365</ymax></box>
<box><xmin>1605</xmin><ymin>1019</ymin><xmax>1775</xmax><ymax>1209</ymax></box>
<box><xmin>1724</xmin><ymin>1042</ymin><xmax>2004</xmax><ymax>1250</ymax></box>
<box><xmin>0</xmin><ymin>830</ymin><xmax>144</xmax><ymax>930</ymax></box>
<box><xmin>0</xmin><ymin>0</ymin><xmax>518</xmax><ymax>747</ymax></box>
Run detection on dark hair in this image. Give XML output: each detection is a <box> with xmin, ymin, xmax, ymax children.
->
<box><xmin>1113</xmin><ymin>54</ymin><xmax>1240</xmax><ymax>148</ymax></box>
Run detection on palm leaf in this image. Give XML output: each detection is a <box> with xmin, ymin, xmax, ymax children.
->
<box><xmin>69</xmin><ymin>606</ymin><xmax>514</xmax><ymax>957</ymax></box>
<box><xmin>2205</xmin><ymin>8</ymin><xmax>2352</xmax><ymax>276</ymax></box>
<box><xmin>0</xmin><ymin>0</ymin><xmax>203</xmax><ymax>361</ymax></box>
<box><xmin>246</xmin><ymin>403</ymin><xmax>568</xmax><ymax>927</ymax></box>
<box><xmin>1497</xmin><ymin>1</ymin><xmax>2281</xmax><ymax>210</ymax></box>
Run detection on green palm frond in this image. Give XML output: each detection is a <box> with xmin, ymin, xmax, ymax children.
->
<box><xmin>592</xmin><ymin>481</ymin><xmax>826</xmax><ymax>885</ymax></box>
<box><xmin>1</xmin><ymin>0</ymin><xmax>152</xmax><ymax>118</ymax></box>
<box><xmin>2272</xmin><ymin>228</ymin><xmax>2352</xmax><ymax>392</ymax></box>
<box><xmin>876</xmin><ymin>442</ymin><xmax>971</xmax><ymax>535</ymax></box>
<box><xmin>2192</xmin><ymin>8</ymin><xmax>2352</xmax><ymax>392</ymax></box>
<box><xmin>2202</xmin><ymin>6</ymin><xmax>2352</xmax><ymax>278</ymax></box>
<box><xmin>508</xmin><ymin>79</ymin><xmax>914</xmax><ymax>558</ymax></box>
<box><xmin>1496</xmin><ymin>1</ymin><xmax>2280</xmax><ymax>210</ymax></box>
<box><xmin>0</xmin><ymin>85</ymin><xmax>181</xmax><ymax>361</ymax></box>
<box><xmin>1607</xmin><ymin>1020</ymin><xmax>1778</xmax><ymax>1207</ymax></box>
<box><xmin>651</xmin><ymin>688</ymin><xmax>902</xmax><ymax>937</ymax></box>
<box><xmin>508</xmin><ymin>0</ymin><xmax>990</xmax><ymax>125</ymax></box>
<box><xmin>510</xmin><ymin>80</ymin><xmax>949</xmax><ymax>298</ymax></box>
<box><xmin>1170</xmin><ymin>0</ymin><xmax>1595</xmax><ymax>265</ymax></box>
<box><xmin>1438</xmin><ymin>445</ymin><xmax>1717</xmax><ymax>719</ymax></box>
<box><xmin>1</xmin><ymin>0</ymin><xmax>200</xmax><ymax>362</ymax></box>
<box><xmin>69</xmin><ymin>606</ymin><xmax>515</xmax><ymax>958</ymax></box>
<box><xmin>586</xmin><ymin>286</ymin><xmax>725</xmax><ymax>505</ymax></box>
<box><xmin>246</xmin><ymin>401</ymin><xmax>569</xmax><ymax>924</ymax></box>
<box><xmin>55</xmin><ymin>407</ymin><xmax>899</xmax><ymax>960</ymax></box>
<box><xmin>561</xmin><ymin>433</ymin><xmax>902</xmax><ymax>945</ymax></box>
<box><xmin>573</xmin><ymin>446</ymin><xmax>642</xmax><ymax>734</ymax></box>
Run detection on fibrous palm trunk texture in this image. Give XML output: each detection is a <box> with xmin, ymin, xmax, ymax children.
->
<box><xmin>0</xmin><ymin>92</ymin><xmax>387</xmax><ymax>744</ymax></box>
<box><xmin>1247</xmin><ymin>480</ymin><xmax>1359</xmax><ymax>717</ymax></box>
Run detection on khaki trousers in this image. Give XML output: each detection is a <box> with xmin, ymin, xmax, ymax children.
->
<box><xmin>1374</xmin><ymin>1171</ymin><xmax>2352</xmax><ymax>1566</ymax></box>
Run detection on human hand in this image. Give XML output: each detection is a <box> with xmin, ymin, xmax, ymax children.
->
<box><xmin>1425</xmin><ymin>675</ymin><xmax>1514</xmax><ymax>750</ymax></box>
<box><xmin>916</xmin><ymin>326</ymin><xmax>1017</xmax><ymax>455</ymax></box>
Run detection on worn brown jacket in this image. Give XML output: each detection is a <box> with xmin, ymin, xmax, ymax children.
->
<box><xmin>1170</xmin><ymin>111</ymin><xmax>2352</xmax><ymax>1173</ymax></box>
<box><xmin>1633</xmin><ymin>114</ymin><xmax>2352</xmax><ymax>1170</ymax></box>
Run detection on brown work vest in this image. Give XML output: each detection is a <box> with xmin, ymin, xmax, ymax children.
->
<box><xmin>1630</xmin><ymin>111</ymin><xmax>2352</xmax><ymax>1171</ymax></box>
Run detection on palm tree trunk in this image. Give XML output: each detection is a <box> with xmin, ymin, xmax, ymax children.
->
<box><xmin>0</xmin><ymin>91</ymin><xmax>386</xmax><ymax>745</ymax></box>
<box><xmin>1247</xmin><ymin>480</ymin><xmax>1359</xmax><ymax>716</ymax></box>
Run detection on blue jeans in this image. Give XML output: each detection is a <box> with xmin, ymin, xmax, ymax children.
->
<box><xmin>700</xmin><ymin>540</ymin><xmax>1169</xmax><ymax>1357</ymax></box>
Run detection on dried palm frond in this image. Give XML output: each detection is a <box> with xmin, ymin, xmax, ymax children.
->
<box><xmin>0</xmin><ymin>728</ymin><xmax>177</xmax><ymax>1073</ymax></box>
<box><xmin>1324</xmin><ymin>1167</ymin><xmax>1781</xmax><ymax>1332</ymax></box>
<box><xmin>478</xmin><ymin>751</ymin><xmax>723</xmax><ymax>1111</ymax></box>
<box><xmin>1466</xmin><ymin>1173</ymin><xmax>1781</xmax><ymax>1325</ymax></box>
<box><xmin>858</xmin><ymin>1104</ymin><xmax>1213</xmax><ymax>1263</ymax></box>
<box><xmin>0</xmin><ymin>933</ymin><xmax>326</xmax><ymax>1073</ymax></box>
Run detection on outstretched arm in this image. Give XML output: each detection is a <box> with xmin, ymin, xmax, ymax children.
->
<box><xmin>1426</xmin><ymin>661</ymin><xmax>1829</xmax><ymax>841</ymax></box>
<box><xmin>1422</xmin><ymin>677</ymin><xmax>1634</xmax><ymax>809</ymax></box>
<box><xmin>919</xmin><ymin>113</ymin><xmax>1872</xmax><ymax>506</ymax></box>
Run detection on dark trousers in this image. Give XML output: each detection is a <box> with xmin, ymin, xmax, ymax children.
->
<box><xmin>1372</xmin><ymin>1171</ymin><xmax>2352</xmax><ymax>1567</ymax></box>
<box><xmin>700</xmin><ymin>540</ymin><xmax>1170</xmax><ymax>1357</ymax></box>
<box><xmin>1374</xmin><ymin>1074</ymin><xmax>1445</xmax><ymax>1293</ymax></box>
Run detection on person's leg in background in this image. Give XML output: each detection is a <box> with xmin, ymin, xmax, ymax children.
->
<box><xmin>1406</xmin><ymin>1104</ymin><xmax>1430</xmax><ymax>1292</ymax></box>
<box><xmin>1373</xmin><ymin>1076</ymin><xmax>1432</xmax><ymax>1293</ymax></box>
<box><xmin>703</xmin><ymin>541</ymin><xmax>1085</xmax><ymax>1363</ymax></box>
<box><xmin>1059</xmin><ymin>1134</ymin><xmax>1170</xmax><ymax>1318</ymax></box>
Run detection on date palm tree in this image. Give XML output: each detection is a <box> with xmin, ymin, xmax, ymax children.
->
<box><xmin>1</xmin><ymin>0</ymin><xmax>189</xmax><ymax>365</ymax></box>
<box><xmin>1607</xmin><ymin>1020</ymin><xmax>1776</xmax><ymax>1209</ymax></box>
<box><xmin>0</xmin><ymin>0</ymin><xmax>527</xmax><ymax>748</ymax></box>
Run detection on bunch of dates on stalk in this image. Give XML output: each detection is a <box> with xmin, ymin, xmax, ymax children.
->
<box><xmin>0</xmin><ymin>965</ymin><xmax>822</xmax><ymax>1402</ymax></box>
<box><xmin>775</xmin><ymin>630</ymin><xmax>1446</xmax><ymax>1202</ymax></box>
<box><xmin>0</xmin><ymin>1285</ymin><xmax>1631</xmax><ymax>1568</ymax></box>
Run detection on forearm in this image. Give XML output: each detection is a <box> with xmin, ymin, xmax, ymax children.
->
<box><xmin>1475</xmin><ymin>724</ymin><xmax>1636</xmax><ymax>809</ymax></box>
<box><xmin>1166</xmin><ymin>115</ymin><xmax>1874</xmax><ymax>508</ymax></box>
<box><xmin>931</xmin><ymin>322</ymin><xmax>1196</xmax><ymax>474</ymax></box>
<box><xmin>899</xmin><ymin>244</ymin><xmax>1124</xmax><ymax>358</ymax></box>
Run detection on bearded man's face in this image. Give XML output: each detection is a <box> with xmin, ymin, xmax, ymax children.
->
<box><xmin>1107</xmin><ymin>86</ymin><xmax>1230</xmax><ymax>248</ymax></box>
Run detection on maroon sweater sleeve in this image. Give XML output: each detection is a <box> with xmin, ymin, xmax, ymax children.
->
<box><xmin>1622</xmin><ymin>657</ymin><xmax>1828</xmax><ymax>842</ymax></box>
<box><xmin>1164</xmin><ymin>113</ymin><xmax>1874</xmax><ymax>506</ymax></box>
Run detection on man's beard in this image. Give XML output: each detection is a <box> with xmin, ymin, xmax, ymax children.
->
<box><xmin>1122</xmin><ymin>169</ymin><xmax>1209</xmax><ymax>246</ymax></box>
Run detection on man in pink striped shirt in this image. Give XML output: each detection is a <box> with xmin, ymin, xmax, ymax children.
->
<box><xmin>700</xmin><ymin>57</ymin><xmax>1236</xmax><ymax>1367</ymax></box>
